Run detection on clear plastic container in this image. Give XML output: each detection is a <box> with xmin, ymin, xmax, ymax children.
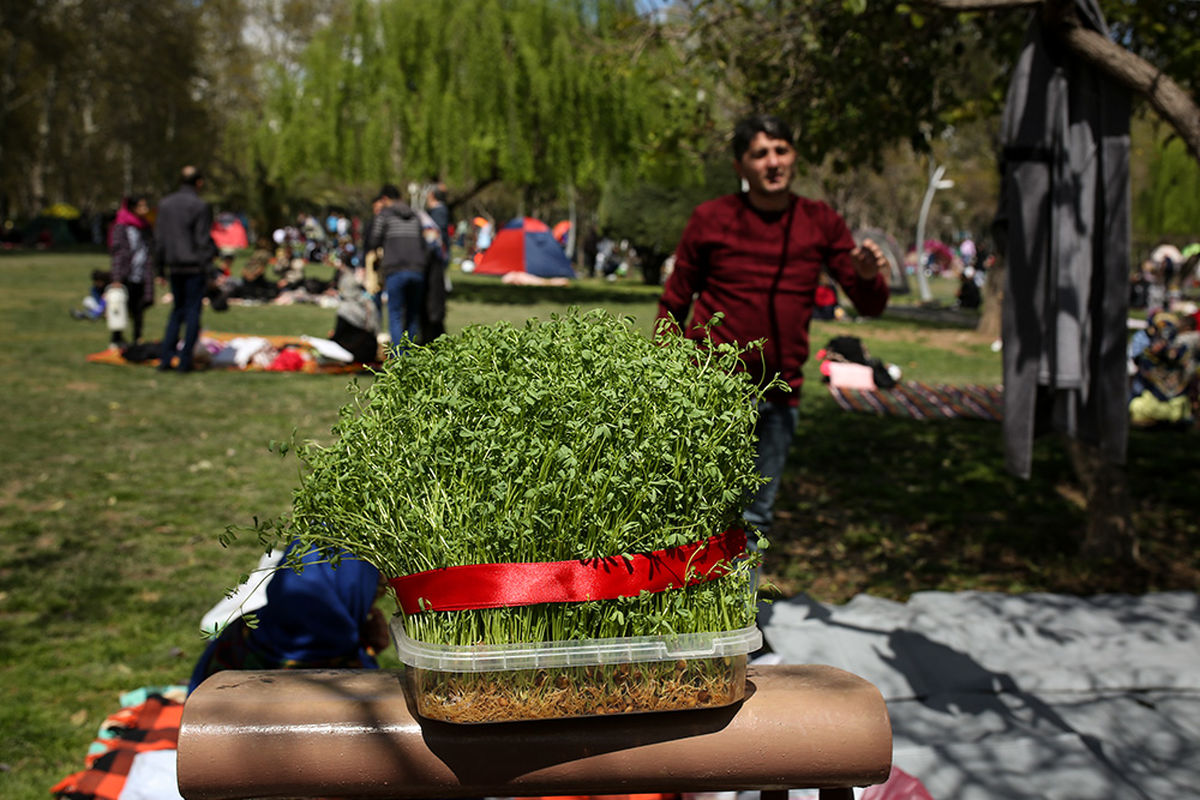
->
<box><xmin>390</xmin><ymin>617</ymin><xmax>761</xmax><ymax>724</ymax></box>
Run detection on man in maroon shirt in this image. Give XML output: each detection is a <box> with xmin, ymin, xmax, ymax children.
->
<box><xmin>657</xmin><ymin>114</ymin><xmax>890</xmax><ymax>537</ymax></box>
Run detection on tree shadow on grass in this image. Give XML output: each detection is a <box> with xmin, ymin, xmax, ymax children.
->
<box><xmin>883</xmin><ymin>304</ymin><xmax>981</xmax><ymax>329</ymax></box>
<box><xmin>764</xmin><ymin>393</ymin><xmax>1198</xmax><ymax>601</ymax></box>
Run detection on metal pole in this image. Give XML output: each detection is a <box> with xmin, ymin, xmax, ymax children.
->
<box><xmin>914</xmin><ymin>164</ymin><xmax>946</xmax><ymax>304</ymax></box>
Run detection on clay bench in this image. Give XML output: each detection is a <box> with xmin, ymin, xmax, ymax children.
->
<box><xmin>177</xmin><ymin>664</ymin><xmax>892</xmax><ymax>800</ymax></box>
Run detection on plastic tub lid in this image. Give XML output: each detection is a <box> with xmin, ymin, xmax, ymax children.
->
<box><xmin>390</xmin><ymin>619</ymin><xmax>762</xmax><ymax>673</ymax></box>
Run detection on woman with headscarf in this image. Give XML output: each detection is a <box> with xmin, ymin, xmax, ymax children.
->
<box><xmin>188</xmin><ymin>541</ymin><xmax>389</xmax><ymax>694</ymax></box>
<box><xmin>328</xmin><ymin>267</ymin><xmax>381</xmax><ymax>363</ymax></box>
<box><xmin>108</xmin><ymin>196</ymin><xmax>156</xmax><ymax>346</ymax></box>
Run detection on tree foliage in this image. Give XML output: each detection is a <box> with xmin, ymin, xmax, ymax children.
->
<box><xmin>1087</xmin><ymin>0</ymin><xmax>1198</xmax><ymax>98</ymax></box>
<box><xmin>684</xmin><ymin>0</ymin><xmax>1027</xmax><ymax>171</ymax></box>
<box><xmin>0</xmin><ymin>0</ymin><xmax>216</xmax><ymax>219</ymax></box>
<box><xmin>685</xmin><ymin>0</ymin><xmax>1200</xmax><ymax>172</ymax></box>
<box><xmin>598</xmin><ymin>157</ymin><xmax>735</xmax><ymax>265</ymax></box>
<box><xmin>1133</xmin><ymin>119</ymin><xmax>1200</xmax><ymax>246</ymax></box>
<box><xmin>246</xmin><ymin>0</ymin><xmax>703</xmax><ymax>217</ymax></box>
<box><xmin>7</xmin><ymin>0</ymin><xmax>1194</xmax><ymax>247</ymax></box>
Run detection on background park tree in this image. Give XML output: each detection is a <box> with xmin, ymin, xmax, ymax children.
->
<box><xmin>0</xmin><ymin>0</ymin><xmax>351</xmax><ymax>226</ymax></box>
<box><xmin>1</xmin><ymin>0</ymin><xmax>216</xmax><ymax>221</ymax></box>
<box><xmin>684</xmin><ymin>0</ymin><xmax>1198</xmax><ymax>181</ymax></box>
<box><xmin>1132</xmin><ymin>118</ymin><xmax>1200</xmax><ymax>247</ymax></box>
<box><xmin>3</xmin><ymin>0</ymin><xmax>1195</xmax><ymax>257</ymax></box>
<box><xmin>236</xmin><ymin>0</ymin><xmax>712</xmax><ymax>230</ymax></box>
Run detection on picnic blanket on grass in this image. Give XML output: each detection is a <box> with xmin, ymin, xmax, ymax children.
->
<box><xmin>759</xmin><ymin>591</ymin><xmax>1200</xmax><ymax>800</ymax></box>
<box><xmin>86</xmin><ymin>331</ymin><xmax>375</xmax><ymax>374</ymax></box>
<box><xmin>51</xmin><ymin>686</ymin><xmax>187</xmax><ymax>800</ymax></box>
<box><xmin>829</xmin><ymin>381</ymin><xmax>1004</xmax><ymax>422</ymax></box>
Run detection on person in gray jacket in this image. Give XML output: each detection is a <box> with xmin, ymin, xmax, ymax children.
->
<box><xmin>155</xmin><ymin>166</ymin><xmax>218</xmax><ymax>372</ymax></box>
<box><xmin>365</xmin><ymin>184</ymin><xmax>428</xmax><ymax>354</ymax></box>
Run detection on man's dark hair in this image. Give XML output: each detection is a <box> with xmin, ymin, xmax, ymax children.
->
<box><xmin>433</xmin><ymin>188</ymin><xmax>448</xmax><ymax>204</ymax></box>
<box><xmin>378</xmin><ymin>183</ymin><xmax>401</xmax><ymax>200</ymax></box>
<box><xmin>181</xmin><ymin>166</ymin><xmax>204</xmax><ymax>186</ymax></box>
<box><xmin>732</xmin><ymin>115</ymin><xmax>794</xmax><ymax>160</ymax></box>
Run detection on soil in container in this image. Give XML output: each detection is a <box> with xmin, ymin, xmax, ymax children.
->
<box><xmin>408</xmin><ymin>655</ymin><xmax>748</xmax><ymax>724</ymax></box>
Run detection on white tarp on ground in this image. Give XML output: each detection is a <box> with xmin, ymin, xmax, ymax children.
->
<box><xmin>758</xmin><ymin>591</ymin><xmax>1200</xmax><ymax>800</ymax></box>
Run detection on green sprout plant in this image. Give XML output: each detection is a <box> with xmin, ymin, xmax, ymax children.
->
<box><xmin>246</xmin><ymin>308</ymin><xmax>781</xmax><ymax>722</ymax></box>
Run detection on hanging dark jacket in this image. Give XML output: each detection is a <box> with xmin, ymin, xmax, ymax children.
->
<box><xmin>993</xmin><ymin>0</ymin><xmax>1131</xmax><ymax>478</ymax></box>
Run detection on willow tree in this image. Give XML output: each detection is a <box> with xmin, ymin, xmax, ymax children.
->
<box><xmin>1133</xmin><ymin>122</ymin><xmax>1200</xmax><ymax>248</ymax></box>
<box><xmin>249</xmin><ymin>0</ymin><xmax>667</xmax><ymax>219</ymax></box>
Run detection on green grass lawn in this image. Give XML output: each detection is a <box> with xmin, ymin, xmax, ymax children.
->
<box><xmin>1</xmin><ymin>251</ymin><xmax>1195</xmax><ymax>799</ymax></box>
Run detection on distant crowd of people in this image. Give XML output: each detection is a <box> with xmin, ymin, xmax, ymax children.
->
<box><xmin>1130</xmin><ymin>247</ymin><xmax>1200</xmax><ymax>312</ymax></box>
<box><xmin>73</xmin><ymin>168</ymin><xmax>464</xmax><ymax>368</ymax></box>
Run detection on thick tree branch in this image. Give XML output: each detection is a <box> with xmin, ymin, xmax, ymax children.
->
<box><xmin>919</xmin><ymin>0</ymin><xmax>1038</xmax><ymax>7</ymax></box>
<box><xmin>446</xmin><ymin>170</ymin><xmax>501</xmax><ymax>216</ymax></box>
<box><xmin>918</xmin><ymin>0</ymin><xmax>1200</xmax><ymax>161</ymax></box>
<box><xmin>1058</xmin><ymin>21</ymin><xmax>1200</xmax><ymax>161</ymax></box>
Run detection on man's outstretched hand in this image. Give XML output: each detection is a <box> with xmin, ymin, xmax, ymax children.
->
<box><xmin>851</xmin><ymin>238</ymin><xmax>888</xmax><ymax>280</ymax></box>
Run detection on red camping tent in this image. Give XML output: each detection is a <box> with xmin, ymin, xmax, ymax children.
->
<box><xmin>475</xmin><ymin>217</ymin><xmax>575</xmax><ymax>279</ymax></box>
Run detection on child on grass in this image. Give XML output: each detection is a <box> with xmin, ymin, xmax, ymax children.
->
<box><xmin>69</xmin><ymin>270</ymin><xmax>111</xmax><ymax>321</ymax></box>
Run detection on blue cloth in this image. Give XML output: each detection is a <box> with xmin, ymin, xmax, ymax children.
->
<box><xmin>88</xmin><ymin>286</ymin><xmax>106</xmax><ymax>318</ymax></box>
<box><xmin>188</xmin><ymin>544</ymin><xmax>381</xmax><ymax>693</ymax></box>
<box><xmin>1127</xmin><ymin>328</ymin><xmax>1151</xmax><ymax>398</ymax></box>
<box><xmin>385</xmin><ymin>269</ymin><xmax>425</xmax><ymax>353</ymax></box>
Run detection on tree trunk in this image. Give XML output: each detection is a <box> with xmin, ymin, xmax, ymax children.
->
<box><xmin>166</xmin><ymin>97</ymin><xmax>176</xmax><ymax>148</ymax></box>
<box><xmin>1065</xmin><ymin>438</ymin><xmax>1138</xmax><ymax>561</ymax></box>
<box><xmin>390</xmin><ymin>114</ymin><xmax>403</xmax><ymax>177</ymax></box>
<box><xmin>123</xmin><ymin>141</ymin><xmax>133</xmax><ymax>200</ymax></box>
<box><xmin>254</xmin><ymin>156</ymin><xmax>285</xmax><ymax>234</ymax></box>
<box><xmin>0</xmin><ymin>34</ymin><xmax>19</xmax><ymax>172</ymax></box>
<box><xmin>976</xmin><ymin>257</ymin><xmax>1004</xmax><ymax>339</ymax></box>
<box><xmin>31</xmin><ymin>63</ymin><xmax>58</xmax><ymax>208</ymax></box>
<box><xmin>565</xmin><ymin>183</ymin><xmax>577</xmax><ymax>260</ymax></box>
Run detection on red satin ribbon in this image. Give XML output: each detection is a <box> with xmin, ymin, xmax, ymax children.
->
<box><xmin>389</xmin><ymin>528</ymin><xmax>746</xmax><ymax>615</ymax></box>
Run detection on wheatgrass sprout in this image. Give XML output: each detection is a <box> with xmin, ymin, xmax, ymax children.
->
<box><xmin>267</xmin><ymin>308</ymin><xmax>778</xmax><ymax>646</ymax></box>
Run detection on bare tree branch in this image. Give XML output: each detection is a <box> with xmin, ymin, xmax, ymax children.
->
<box><xmin>446</xmin><ymin>171</ymin><xmax>501</xmax><ymax>216</ymax></box>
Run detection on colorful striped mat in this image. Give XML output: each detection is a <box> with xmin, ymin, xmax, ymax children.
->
<box><xmin>828</xmin><ymin>381</ymin><xmax>1004</xmax><ymax>421</ymax></box>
